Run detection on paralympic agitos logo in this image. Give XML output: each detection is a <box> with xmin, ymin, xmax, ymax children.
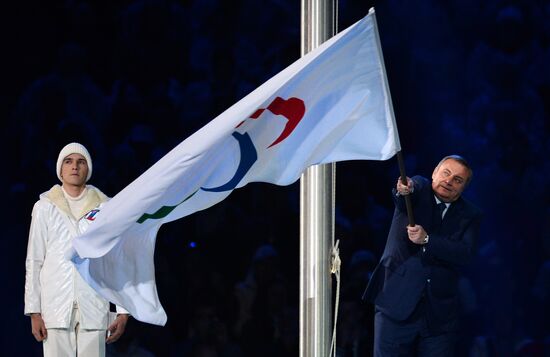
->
<box><xmin>137</xmin><ymin>96</ymin><xmax>306</xmax><ymax>224</ymax></box>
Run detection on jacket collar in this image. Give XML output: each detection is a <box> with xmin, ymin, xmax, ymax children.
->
<box><xmin>41</xmin><ymin>184</ymin><xmax>109</xmax><ymax>220</ymax></box>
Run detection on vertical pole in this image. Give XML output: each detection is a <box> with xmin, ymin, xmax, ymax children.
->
<box><xmin>299</xmin><ymin>1</ymin><xmax>336</xmax><ymax>356</ymax></box>
<box><xmin>396</xmin><ymin>151</ymin><xmax>415</xmax><ymax>226</ymax></box>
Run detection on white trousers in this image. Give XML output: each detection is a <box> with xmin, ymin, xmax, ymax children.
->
<box><xmin>43</xmin><ymin>304</ymin><xmax>106</xmax><ymax>357</ymax></box>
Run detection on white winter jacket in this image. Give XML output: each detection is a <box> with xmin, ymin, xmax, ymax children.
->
<box><xmin>24</xmin><ymin>185</ymin><xmax>126</xmax><ymax>329</ymax></box>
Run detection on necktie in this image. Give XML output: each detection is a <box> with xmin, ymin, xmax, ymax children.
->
<box><xmin>438</xmin><ymin>202</ymin><xmax>446</xmax><ymax>219</ymax></box>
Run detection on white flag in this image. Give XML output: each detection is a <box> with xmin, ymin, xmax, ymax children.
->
<box><xmin>70</xmin><ymin>8</ymin><xmax>400</xmax><ymax>325</ymax></box>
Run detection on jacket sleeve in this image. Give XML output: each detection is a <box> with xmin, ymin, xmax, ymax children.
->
<box><xmin>24</xmin><ymin>201</ymin><xmax>48</xmax><ymax>315</ymax></box>
<box><xmin>392</xmin><ymin>175</ymin><xmax>428</xmax><ymax>212</ymax></box>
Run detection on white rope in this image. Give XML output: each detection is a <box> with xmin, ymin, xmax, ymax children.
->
<box><xmin>329</xmin><ymin>239</ymin><xmax>342</xmax><ymax>357</ymax></box>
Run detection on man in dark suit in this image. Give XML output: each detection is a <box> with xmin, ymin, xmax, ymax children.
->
<box><xmin>364</xmin><ymin>155</ymin><xmax>482</xmax><ymax>356</ymax></box>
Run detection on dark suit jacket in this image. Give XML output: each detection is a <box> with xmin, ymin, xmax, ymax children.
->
<box><xmin>364</xmin><ymin>175</ymin><xmax>482</xmax><ymax>332</ymax></box>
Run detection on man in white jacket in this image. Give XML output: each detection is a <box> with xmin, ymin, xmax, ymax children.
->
<box><xmin>25</xmin><ymin>142</ymin><xmax>129</xmax><ymax>357</ymax></box>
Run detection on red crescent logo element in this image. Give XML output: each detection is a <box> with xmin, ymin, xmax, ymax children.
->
<box><xmin>240</xmin><ymin>96</ymin><xmax>306</xmax><ymax>148</ymax></box>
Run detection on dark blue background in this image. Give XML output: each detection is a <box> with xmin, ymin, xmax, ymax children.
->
<box><xmin>2</xmin><ymin>0</ymin><xmax>549</xmax><ymax>356</ymax></box>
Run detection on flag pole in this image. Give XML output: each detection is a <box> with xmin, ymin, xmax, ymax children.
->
<box><xmin>299</xmin><ymin>0</ymin><xmax>336</xmax><ymax>356</ymax></box>
<box><xmin>396</xmin><ymin>151</ymin><xmax>415</xmax><ymax>226</ymax></box>
<box><xmin>369</xmin><ymin>8</ymin><xmax>414</xmax><ymax>226</ymax></box>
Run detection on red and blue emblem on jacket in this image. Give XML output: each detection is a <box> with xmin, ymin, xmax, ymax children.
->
<box><xmin>85</xmin><ymin>209</ymin><xmax>100</xmax><ymax>221</ymax></box>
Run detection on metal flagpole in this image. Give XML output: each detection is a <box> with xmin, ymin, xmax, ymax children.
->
<box><xmin>299</xmin><ymin>1</ymin><xmax>337</xmax><ymax>356</ymax></box>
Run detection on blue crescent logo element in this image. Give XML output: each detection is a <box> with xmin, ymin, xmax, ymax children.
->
<box><xmin>201</xmin><ymin>132</ymin><xmax>257</xmax><ymax>192</ymax></box>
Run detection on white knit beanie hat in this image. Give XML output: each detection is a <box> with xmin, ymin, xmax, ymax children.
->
<box><xmin>56</xmin><ymin>142</ymin><xmax>92</xmax><ymax>182</ymax></box>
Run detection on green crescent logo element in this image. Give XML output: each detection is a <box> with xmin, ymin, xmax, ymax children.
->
<box><xmin>137</xmin><ymin>189</ymin><xmax>198</xmax><ymax>223</ymax></box>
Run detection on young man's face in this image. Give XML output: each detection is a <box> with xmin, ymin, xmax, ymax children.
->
<box><xmin>60</xmin><ymin>153</ymin><xmax>88</xmax><ymax>187</ymax></box>
<box><xmin>431</xmin><ymin>159</ymin><xmax>469</xmax><ymax>203</ymax></box>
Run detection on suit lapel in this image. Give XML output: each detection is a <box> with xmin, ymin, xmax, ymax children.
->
<box><xmin>439</xmin><ymin>198</ymin><xmax>466</xmax><ymax>237</ymax></box>
<box><xmin>443</xmin><ymin>198</ymin><xmax>464</xmax><ymax>221</ymax></box>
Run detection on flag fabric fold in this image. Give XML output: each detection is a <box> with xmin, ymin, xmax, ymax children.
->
<box><xmin>70</xmin><ymin>8</ymin><xmax>400</xmax><ymax>326</ymax></box>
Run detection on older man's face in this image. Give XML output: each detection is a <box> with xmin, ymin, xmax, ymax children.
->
<box><xmin>431</xmin><ymin>159</ymin><xmax>469</xmax><ymax>202</ymax></box>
